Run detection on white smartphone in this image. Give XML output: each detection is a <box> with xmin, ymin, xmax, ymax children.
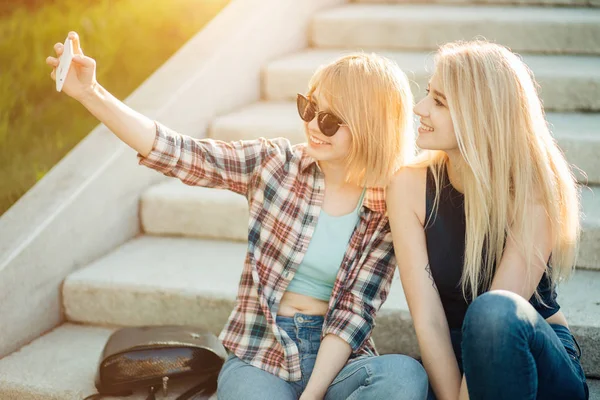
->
<box><xmin>56</xmin><ymin>37</ymin><xmax>74</xmax><ymax>92</ymax></box>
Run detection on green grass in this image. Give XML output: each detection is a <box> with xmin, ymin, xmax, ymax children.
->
<box><xmin>0</xmin><ymin>0</ymin><xmax>229</xmax><ymax>216</ymax></box>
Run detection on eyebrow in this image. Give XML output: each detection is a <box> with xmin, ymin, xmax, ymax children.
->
<box><xmin>427</xmin><ymin>83</ymin><xmax>447</xmax><ymax>101</ymax></box>
<box><xmin>433</xmin><ymin>89</ymin><xmax>447</xmax><ymax>100</ymax></box>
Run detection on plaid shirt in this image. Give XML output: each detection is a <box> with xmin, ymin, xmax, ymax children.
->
<box><xmin>138</xmin><ymin>122</ymin><xmax>396</xmax><ymax>381</ymax></box>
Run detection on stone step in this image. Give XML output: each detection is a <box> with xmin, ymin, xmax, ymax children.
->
<box><xmin>582</xmin><ymin>186</ymin><xmax>600</xmax><ymax>269</ymax></box>
<box><xmin>141</xmin><ymin>180</ymin><xmax>599</xmax><ymax>270</ymax></box>
<box><xmin>62</xmin><ymin>236</ymin><xmax>600</xmax><ymax>377</ymax></box>
<box><xmin>0</xmin><ymin>324</ymin><xmax>218</xmax><ymax>400</ymax></box>
<box><xmin>311</xmin><ymin>4</ymin><xmax>600</xmax><ymax>55</ymax></box>
<box><xmin>207</xmin><ymin>101</ymin><xmax>600</xmax><ymax>185</ymax></box>
<box><xmin>0</xmin><ymin>324</ymin><xmax>597</xmax><ymax>400</ymax></box>
<box><xmin>263</xmin><ymin>49</ymin><xmax>600</xmax><ymax>112</ymax></box>
<box><xmin>354</xmin><ymin>0</ymin><xmax>600</xmax><ymax>7</ymax></box>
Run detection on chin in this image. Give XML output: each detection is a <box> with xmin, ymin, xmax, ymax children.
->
<box><xmin>306</xmin><ymin>147</ymin><xmax>329</xmax><ymax>161</ymax></box>
<box><xmin>416</xmin><ymin>136</ymin><xmax>436</xmax><ymax>150</ymax></box>
<box><xmin>416</xmin><ymin>136</ymin><xmax>453</xmax><ymax>152</ymax></box>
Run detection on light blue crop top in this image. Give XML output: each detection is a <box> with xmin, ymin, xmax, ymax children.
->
<box><xmin>285</xmin><ymin>189</ymin><xmax>366</xmax><ymax>301</ymax></box>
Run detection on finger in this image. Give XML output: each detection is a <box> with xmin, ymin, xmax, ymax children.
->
<box><xmin>72</xmin><ymin>54</ymin><xmax>94</xmax><ymax>68</ymax></box>
<box><xmin>68</xmin><ymin>31</ymin><xmax>84</xmax><ymax>56</ymax></box>
<box><xmin>50</xmin><ymin>69</ymin><xmax>56</xmax><ymax>82</ymax></box>
<box><xmin>46</xmin><ymin>56</ymin><xmax>59</xmax><ymax>67</ymax></box>
<box><xmin>54</xmin><ymin>42</ymin><xmax>63</xmax><ymax>57</ymax></box>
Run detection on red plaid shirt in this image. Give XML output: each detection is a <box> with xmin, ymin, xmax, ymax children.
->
<box><xmin>138</xmin><ymin>122</ymin><xmax>396</xmax><ymax>381</ymax></box>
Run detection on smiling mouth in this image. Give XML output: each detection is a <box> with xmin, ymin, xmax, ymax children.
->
<box><xmin>309</xmin><ymin>135</ymin><xmax>330</xmax><ymax>145</ymax></box>
<box><xmin>419</xmin><ymin>122</ymin><xmax>434</xmax><ymax>132</ymax></box>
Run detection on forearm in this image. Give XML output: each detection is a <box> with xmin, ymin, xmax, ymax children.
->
<box><xmin>79</xmin><ymin>83</ymin><xmax>156</xmax><ymax>157</ymax></box>
<box><xmin>302</xmin><ymin>334</ymin><xmax>352</xmax><ymax>399</ymax></box>
<box><xmin>416</xmin><ymin>324</ymin><xmax>462</xmax><ymax>400</ymax></box>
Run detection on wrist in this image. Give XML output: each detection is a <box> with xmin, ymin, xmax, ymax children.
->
<box><xmin>301</xmin><ymin>386</ymin><xmax>325</xmax><ymax>400</ymax></box>
<box><xmin>78</xmin><ymin>81</ymin><xmax>102</xmax><ymax>105</ymax></box>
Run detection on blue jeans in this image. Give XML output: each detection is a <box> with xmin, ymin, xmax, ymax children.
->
<box><xmin>426</xmin><ymin>290</ymin><xmax>589</xmax><ymax>400</ymax></box>
<box><xmin>217</xmin><ymin>313</ymin><xmax>429</xmax><ymax>400</ymax></box>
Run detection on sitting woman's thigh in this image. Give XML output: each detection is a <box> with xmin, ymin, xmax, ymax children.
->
<box><xmin>217</xmin><ymin>354</ymin><xmax>297</xmax><ymax>400</ymax></box>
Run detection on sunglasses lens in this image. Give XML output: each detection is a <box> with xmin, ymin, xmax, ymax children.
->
<box><xmin>318</xmin><ymin>113</ymin><xmax>341</xmax><ymax>137</ymax></box>
<box><xmin>297</xmin><ymin>95</ymin><xmax>315</xmax><ymax>122</ymax></box>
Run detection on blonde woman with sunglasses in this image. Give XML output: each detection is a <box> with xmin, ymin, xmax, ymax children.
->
<box><xmin>47</xmin><ymin>32</ymin><xmax>428</xmax><ymax>400</ymax></box>
<box><xmin>387</xmin><ymin>40</ymin><xmax>588</xmax><ymax>400</ymax></box>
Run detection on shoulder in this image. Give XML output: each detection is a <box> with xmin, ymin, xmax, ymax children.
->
<box><xmin>389</xmin><ymin>166</ymin><xmax>427</xmax><ymax>190</ymax></box>
<box><xmin>387</xmin><ymin>166</ymin><xmax>428</xmax><ymax>225</ymax></box>
<box><xmin>241</xmin><ymin>137</ymin><xmax>299</xmax><ymax>166</ymax></box>
<box><xmin>387</xmin><ymin>166</ymin><xmax>428</xmax><ymax>204</ymax></box>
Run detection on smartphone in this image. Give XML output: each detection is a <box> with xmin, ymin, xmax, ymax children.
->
<box><xmin>56</xmin><ymin>37</ymin><xmax>74</xmax><ymax>92</ymax></box>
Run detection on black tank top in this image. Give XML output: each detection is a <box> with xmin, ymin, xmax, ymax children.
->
<box><xmin>424</xmin><ymin>167</ymin><xmax>560</xmax><ymax>330</ymax></box>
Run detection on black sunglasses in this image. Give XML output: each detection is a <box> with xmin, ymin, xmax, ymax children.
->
<box><xmin>296</xmin><ymin>93</ymin><xmax>345</xmax><ymax>137</ymax></box>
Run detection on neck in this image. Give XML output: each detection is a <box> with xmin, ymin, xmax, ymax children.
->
<box><xmin>445</xmin><ymin>150</ymin><xmax>466</xmax><ymax>194</ymax></box>
<box><xmin>319</xmin><ymin>160</ymin><xmax>355</xmax><ymax>190</ymax></box>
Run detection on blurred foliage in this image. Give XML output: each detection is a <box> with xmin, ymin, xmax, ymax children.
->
<box><xmin>0</xmin><ymin>0</ymin><xmax>229</xmax><ymax>215</ymax></box>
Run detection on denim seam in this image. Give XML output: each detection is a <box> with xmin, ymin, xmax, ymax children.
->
<box><xmin>364</xmin><ymin>363</ymin><xmax>373</xmax><ymax>385</ymax></box>
<box><xmin>344</xmin><ymin>365</ymin><xmax>372</xmax><ymax>400</ymax></box>
<box><xmin>330</xmin><ymin>358</ymin><xmax>372</xmax><ymax>386</ymax></box>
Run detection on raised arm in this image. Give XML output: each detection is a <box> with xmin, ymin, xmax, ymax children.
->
<box><xmin>47</xmin><ymin>31</ymin><xmax>287</xmax><ymax>196</ymax></box>
<box><xmin>387</xmin><ymin>167</ymin><xmax>462</xmax><ymax>400</ymax></box>
<box><xmin>46</xmin><ymin>32</ymin><xmax>156</xmax><ymax>156</ymax></box>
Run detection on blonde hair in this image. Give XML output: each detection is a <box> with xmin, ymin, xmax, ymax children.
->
<box><xmin>416</xmin><ymin>41</ymin><xmax>580</xmax><ymax>298</ymax></box>
<box><xmin>307</xmin><ymin>53</ymin><xmax>415</xmax><ymax>187</ymax></box>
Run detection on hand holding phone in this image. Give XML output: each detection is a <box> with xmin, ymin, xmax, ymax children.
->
<box><xmin>47</xmin><ymin>32</ymin><xmax>99</xmax><ymax>101</ymax></box>
<box><xmin>56</xmin><ymin>37</ymin><xmax>74</xmax><ymax>92</ymax></box>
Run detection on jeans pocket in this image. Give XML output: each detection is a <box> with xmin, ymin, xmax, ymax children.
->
<box><xmin>550</xmin><ymin>324</ymin><xmax>580</xmax><ymax>360</ymax></box>
<box><xmin>571</xmin><ymin>334</ymin><xmax>583</xmax><ymax>359</ymax></box>
<box><xmin>330</xmin><ymin>357</ymin><xmax>371</xmax><ymax>386</ymax></box>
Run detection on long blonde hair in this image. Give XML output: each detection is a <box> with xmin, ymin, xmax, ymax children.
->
<box><xmin>417</xmin><ymin>41</ymin><xmax>580</xmax><ymax>298</ymax></box>
<box><xmin>307</xmin><ymin>53</ymin><xmax>415</xmax><ymax>187</ymax></box>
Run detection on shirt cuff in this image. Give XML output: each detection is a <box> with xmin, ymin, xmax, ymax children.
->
<box><xmin>136</xmin><ymin>121</ymin><xmax>181</xmax><ymax>173</ymax></box>
<box><xmin>323</xmin><ymin>309</ymin><xmax>371</xmax><ymax>353</ymax></box>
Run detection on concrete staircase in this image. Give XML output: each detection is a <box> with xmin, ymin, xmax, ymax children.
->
<box><xmin>1</xmin><ymin>0</ymin><xmax>599</xmax><ymax>398</ymax></box>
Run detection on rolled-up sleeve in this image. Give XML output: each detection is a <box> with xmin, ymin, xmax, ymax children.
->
<box><xmin>323</xmin><ymin>231</ymin><xmax>396</xmax><ymax>352</ymax></box>
<box><xmin>137</xmin><ymin>121</ymin><xmax>289</xmax><ymax>196</ymax></box>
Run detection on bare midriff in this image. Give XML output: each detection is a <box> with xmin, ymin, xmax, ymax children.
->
<box><xmin>278</xmin><ymin>291</ymin><xmax>329</xmax><ymax>317</ymax></box>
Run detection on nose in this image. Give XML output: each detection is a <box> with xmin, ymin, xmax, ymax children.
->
<box><xmin>307</xmin><ymin>112</ymin><xmax>320</xmax><ymax>133</ymax></box>
<box><xmin>413</xmin><ymin>97</ymin><xmax>429</xmax><ymax>118</ymax></box>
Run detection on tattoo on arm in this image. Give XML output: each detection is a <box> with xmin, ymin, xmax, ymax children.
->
<box><xmin>425</xmin><ymin>263</ymin><xmax>438</xmax><ymax>292</ymax></box>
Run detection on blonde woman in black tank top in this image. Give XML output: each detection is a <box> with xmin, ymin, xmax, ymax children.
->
<box><xmin>387</xmin><ymin>41</ymin><xmax>588</xmax><ymax>400</ymax></box>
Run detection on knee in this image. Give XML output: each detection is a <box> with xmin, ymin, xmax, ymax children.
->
<box><xmin>463</xmin><ymin>290</ymin><xmax>533</xmax><ymax>342</ymax></box>
<box><xmin>376</xmin><ymin>355</ymin><xmax>429</xmax><ymax>399</ymax></box>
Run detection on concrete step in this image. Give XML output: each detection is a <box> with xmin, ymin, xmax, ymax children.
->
<box><xmin>140</xmin><ymin>181</ymin><xmax>249</xmax><ymax>242</ymax></box>
<box><xmin>263</xmin><ymin>49</ymin><xmax>600</xmax><ymax>112</ymax></box>
<box><xmin>0</xmin><ymin>324</ymin><xmax>597</xmax><ymax>400</ymax></box>
<box><xmin>0</xmin><ymin>324</ymin><xmax>218</xmax><ymax>400</ymax></box>
<box><xmin>311</xmin><ymin>4</ymin><xmax>600</xmax><ymax>55</ymax></box>
<box><xmin>582</xmin><ymin>186</ymin><xmax>600</xmax><ymax>269</ymax></box>
<box><xmin>62</xmin><ymin>236</ymin><xmax>600</xmax><ymax>376</ymax></box>
<box><xmin>206</xmin><ymin>101</ymin><xmax>600</xmax><ymax>185</ymax></box>
<box><xmin>354</xmin><ymin>0</ymin><xmax>600</xmax><ymax>7</ymax></box>
<box><xmin>140</xmin><ymin>178</ymin><xmax>599</xmax><ymax>270</ymax></box>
